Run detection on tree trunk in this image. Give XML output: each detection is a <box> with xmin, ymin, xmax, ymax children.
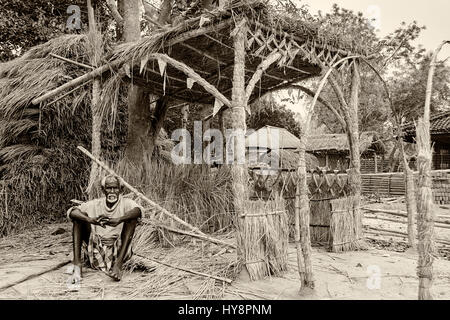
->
<box><xmin>346</xmin><ymin>61</ymin><xmax>366</xmax><ymax>250</ymax></box>
<box><xmin>158</xmin><ymin>0</ymin><xmax>172</xmax><ymax>25</ymax></box>
<box><xmin>181</xmin><ymin>104</ymin><xmax>189</xmax><ymax>130</ymax></box>
<box><xmin>223</xmin><ymin>20</ymin><xmax>249</xmax><ymax>268</ymax></box>
<box><xmin>87</xmin><ymin>0</ymin><xmax>102</xmax><ymax>198</ymax></box>
<box><xmin>121</xmin><ymin>0</ymin><xmax>163</xmax><ymax>165</ymax></box>
<box><xmin>147</xmin><ymin>97</ymin><xmax>170</xmax><ymax>161</ymax></box>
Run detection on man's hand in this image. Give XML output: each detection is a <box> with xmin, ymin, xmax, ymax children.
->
<box><xmin>105</xmin><ymin>217</ymin><xmax>122</xmax><ymax>227</ymax></box>
<box><xmin>89</xmin><ymin>215</ymin><xmax>109</xmax><ymax>228</ymax></box>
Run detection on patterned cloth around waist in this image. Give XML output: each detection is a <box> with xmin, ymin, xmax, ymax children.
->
<box><xmin>82</xmin><ymin>233</ymin><xmax>133</xmax><ymax>272</ymax></box>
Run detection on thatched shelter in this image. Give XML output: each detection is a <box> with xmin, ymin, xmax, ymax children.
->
<box><xmin>0</xmin><ymin>0</ymin><xmax>367</xmax><ymax>285</ymax></box>
<box><xmin>246</xmin><ymin>125</ymin><xmax>319</xmax><ymax>171</ymax></box>
<box><xmin>402</xmin><ymin>110</ymin><xmax>450</xmax><ymax>170</ymax></box>
<box><xmin>306</xmin><ymin>132</ymin><xmax>384</xmax><ymax>171</ymax></box>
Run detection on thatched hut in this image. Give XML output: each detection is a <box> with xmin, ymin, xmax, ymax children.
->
<box><xmin>306</xmin><ymin>132</ymin><xmax>384</xmax><ymax>171</ymax></box>
<box><xmin>402</xmin><ymin>110</ymin><xmax>450</xmax><ymax>170</ymax></box>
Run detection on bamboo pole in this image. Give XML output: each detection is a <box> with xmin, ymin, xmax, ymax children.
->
<box><xmin>294</xmin><ymin>173</ymin><xmax>306</xmax><ymax>285</ymax></box>
<box><xmin>365</xmin><ymin>215</ymin><xmax>450</xmax><ymax>230</ymax></box>
<box><xmin>364</xmin><ymin>231</ymin><xmax>450</xmax><ymax>247</ymax></box>
<box><xmin>0</xmin><ymin>260</ymin><xmax>71</xmax><ymax>292</ymax></box>
<box><xmin>398</xmin><ymin>127</ymin><xmax>417</xmax><ymax>249</ymax></box>
<box><xmin>49</xmin><ymin>53</ymin><xmax>94</xmax><ymax>70</ymax></box>
<box><xmin>365</xmin><ymin>227</ymin><xmax>450</xmax><ymax>246</ymax></box>
<box><xmin>145</xmin><ymin>219</ymin><xmax>237</xmax><ymax>249</ymax></box>
<box><xmin>134</xmin><ymin>254</ymin><xmax>233</xmax><ymax>284</ymax></box>
<box><xmin>362</xmin><ymin>207</ymin><xmax>450</xmax><ymax>224</ymax></box>
<box><xmin>417</xmin><ymin>40</ymin><xmax>449</xmax><ymax>300</ymax></box>
<box><xmin>31</xmin><ymin>20</ymin><xmax>233</xmax><ymax>106</ymax></box>
<box><xmin>77</xmin><ymin>146</ymin><xmax>207</xmax><ymax>236</ymax></box>
<box><xmin>296</xmin><ymin>142</ymin><xmax>314</xmax><ymax>290</ymax></box>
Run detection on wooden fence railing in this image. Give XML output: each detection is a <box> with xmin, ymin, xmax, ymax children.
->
<box><xmin>361</xmin><ymin>170</ymin><xmax>450</xmax><ymax>204</ymax></box>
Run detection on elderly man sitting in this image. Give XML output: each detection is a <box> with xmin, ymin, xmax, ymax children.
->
<box><xmin>67</xmin><ymin>174</ymin><xmax>143</xmax><ymax>282</ymax></box>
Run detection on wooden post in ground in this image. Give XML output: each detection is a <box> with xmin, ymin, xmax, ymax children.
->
<box><xmin>346</xmin><ymin>61</ymin><xmax>366</xmax><ymax>250</ymax></box>
<box><xmin>374</xmin><ymin>153</ymin><xmax>378</xmax><ymax>173</ymax></box>
<box><xmin>397</xmin><ymin>125</ymin><xmax>417</xmax><ymax>249</ymax></box>
<box><xmin>222</xmin><ymin>19</ymin><xmax>249</xmax><ymax>269</ymax></box>
<box><xmin>295</xmin><ymin>137</ymin><xmax>314</xmax><ymax>291</ymax></box>
<box><xmin>416</xmin><ymin>40</ymin><xmax>449</xmax><ymax>300</ymax></box>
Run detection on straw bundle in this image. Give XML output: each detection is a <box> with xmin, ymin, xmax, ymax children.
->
<box><xmin>238</xmin><ymin>198</ymin><xmax>288</xmax><ymax>281</ymax></box>
<box><xmin>329</xmin><ymin>196</ymin><xmax>356</xmax><ymax>252</ymax></box>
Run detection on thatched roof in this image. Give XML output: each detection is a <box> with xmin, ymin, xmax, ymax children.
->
<box><xmin>249</xmin><ymin>149</ymin><xmax>318</xmax><ymax>171</ymax></box>
<box><xmin>246</xmin><ymin>125</ymin><xmax>301</xmax><ymax>150</ymax></box>
<box><xmin>98</xmin><ymin>0</ymin><xmax>368</xmax><ymax>113</ymax></box>
<box><xmin>402</xmin><ymin>110</ymin><xmax>450</xmax><ymax>137</ymax></box>
<box><xmin>306</xmin><ymin>132</ymin><xmax>382</xmax><ymax>154</ymax></box>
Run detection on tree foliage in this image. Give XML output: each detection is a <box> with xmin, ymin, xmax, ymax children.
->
<box><xmin>247</xmin><ymin>97</ymin><xmax>303</xmax><ymax>138</ymax></box>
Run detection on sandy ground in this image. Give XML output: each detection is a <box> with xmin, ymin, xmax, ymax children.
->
<box><xmin>1</xmin><ymin>200</ymin><xmax>450</xmax><ymax>300</ymax></box>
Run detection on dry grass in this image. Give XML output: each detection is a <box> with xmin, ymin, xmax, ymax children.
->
<box><xmin>330</xmin><ymin>197</ymin><xmax>356</xmax><ymax>253</ymax></box>
<box><xmin>238</xmin><ymin>197</ymin><xmax>288</xmax><ymax>280</ymax></box>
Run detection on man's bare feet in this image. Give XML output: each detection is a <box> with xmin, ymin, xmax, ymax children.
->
<box><xmin>66</xmin><ymin>264</ymin><xmax>82</xmax><ymax>291</ymax></box>
<box><xmin>108</xmin><ymin>263</ymin><xmax>123</xmax><ymax>281</ymax></box>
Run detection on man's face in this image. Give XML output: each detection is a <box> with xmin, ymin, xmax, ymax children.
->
<box><xmin>103</xmin><ymin>177</ymin><xmax>121</xmax><ymax>204</ymax></box>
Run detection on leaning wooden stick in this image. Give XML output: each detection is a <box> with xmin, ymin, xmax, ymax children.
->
<box><xmin>146</xmin><ymin>219</ymin><xmax>237</xmax><ymax>249</ymax></box>
<box><xmin>0</xmin><ymin>260</ymin><xmax>71</xmax><ymax>292</ymax></box>
<box><xmin>135</xmin><ymin>254</ymin><xmax>233</xmax><ymax>284</ymax></box>
<box><xmin>77</xmin><ymin>146</ymin><xmax>206</xmax><ymax>236</ymax></box>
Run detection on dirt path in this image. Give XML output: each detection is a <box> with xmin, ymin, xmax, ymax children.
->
<box><xmin>225</xmin><ymin>246</ymin><xmax>450</xmax><ymax>300</ymax></box>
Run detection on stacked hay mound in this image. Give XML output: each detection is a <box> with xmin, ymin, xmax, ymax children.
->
<box><xmin>237</xmin><ymin>197</ymin><xmax>288</xmax><ymax>281</ymax></box>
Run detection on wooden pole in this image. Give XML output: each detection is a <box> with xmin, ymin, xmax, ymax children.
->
<box><xmin>145</xmin><ymin>219</ymin><xmax>237</xmax><ymax>249</ymax></box>
<box><xmin>32</xmin><ymin>20</ymin><xmax>232</xmax><ymax>106</ymax></box>
<box><xmin>223</xmin><ymin>19</ymin><xmax>249</xmax><ymax>270</ymax></box>
<box><xmin>134</xmin><ymin>254</ymin><xmax>233</xmax><ymax>284</ymax></box>
<box><xmin>77</xmin><ymin>146</ymin><xmax>206</xmax><ymax>236</ymax></box>
<box><xmin>417</xmin><ymin>40</ymin><xmax>449</xmax><ymax>300</ymax></box>
<box><xmin>374</xmin><ymin>153</ymin><xmax>378</xmax><ymax>174</ymax></box>
<box><xmin>294</xmin><ymin>173</ymin><xmax>305</xmax><ymax>284</ymax></box>
<box><xmin>347</xmin><ymin>61</ymin><xmax>366</xmax><ymax>250</ymax></box>
<box><xmin>296</xmin><ymin>139</ymin><xmax>314</xmax><ymax>290</ymax></box>
<box><xmin>398</xmin><ymin>127</ymin><xmax>417</xmax><ymax>249</ymax></box>
<box><xmin>0</xmin><ymin>260</ymin><xmax>71</xmax><ymax>292</ymax></box>
<box><xmin>49</xmin><ymin>53</ymin><xmax>94</xmax><ymax>70</ymax></box>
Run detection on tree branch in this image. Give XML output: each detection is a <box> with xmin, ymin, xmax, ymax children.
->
<box><xmin>106</xmin><ymin>0</ymin><xmax>124</xmax><ymax>27</ymax></box>
<box><xmin>289</xmin><ymin>84</ymin><xmax>346</xmax><ymax>130</ymax></box>
<box><xmin>245</xmin><ymin>51</ymin><xmax>282</xmax><ymax>104</ymax></box>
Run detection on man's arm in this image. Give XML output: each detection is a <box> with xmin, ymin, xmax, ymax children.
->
<box><xmin>106</xmin><ymin>207</ymin><xmax>142</xmax><ymax>227</ymax></box>
<box><xmin>121</xmin><ymin>207</ymin><xmax>142</xmax><ymax>222</ymax></box>
<box><xmin>69</xmin><ymin>208</ymin><xmax>108</xmax><ymax>227</ymax></box>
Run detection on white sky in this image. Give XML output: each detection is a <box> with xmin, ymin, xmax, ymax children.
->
<box><xmin>297</xmin><ymin>0</ymin><xmax>450</xmax><ymax>60</ymax></box>
<box><xmin>283</xmin><ymin>0</ymin><xmax>450</xmax><ymax>119</ymax></box>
